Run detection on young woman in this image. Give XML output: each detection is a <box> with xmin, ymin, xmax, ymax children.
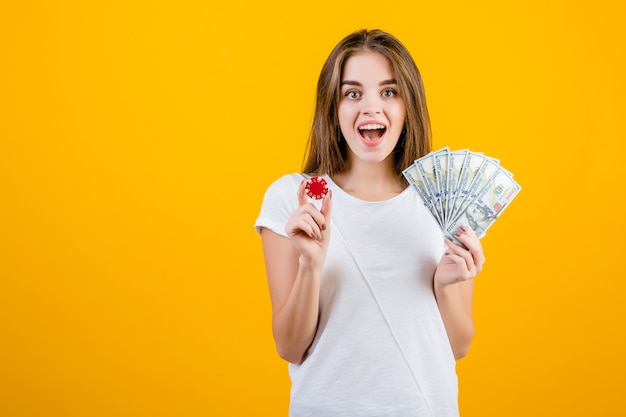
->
<box><xmin>255</xmin><ymin>29</ymin><xmax>485</xmax><ymax>417</ymax></box>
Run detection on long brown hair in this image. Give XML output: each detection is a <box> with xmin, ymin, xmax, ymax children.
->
<box><xmin>302</xmin><ymin>29</ymin><xmax>431</xmax><ymax>183</ymax></box>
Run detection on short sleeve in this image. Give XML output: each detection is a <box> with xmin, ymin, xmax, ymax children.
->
<box><xmin>254</xmin><ymin>174</ymin><xmax>305</xmax><ymax>238</ymax></box>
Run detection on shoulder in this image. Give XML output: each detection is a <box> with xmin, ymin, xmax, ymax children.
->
<box><xmin>263</xmin><ymin>173</ymin><xmax>307</xmax><ymax>195</ymax></box>
<box><xmin>254</xmin><ymin>173</ymin><xmax>306</xmax><ymax>236</ymax></box>
<box><xmin>260</xmin><ymin>173</ymin><xmax>309</xmax><ymax>207</ymax></box>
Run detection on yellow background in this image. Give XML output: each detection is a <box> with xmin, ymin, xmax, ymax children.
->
<box><xmin>1</xmin><ymin>0</ymin><xmax>625</xmax><ymax>415</ymax></box>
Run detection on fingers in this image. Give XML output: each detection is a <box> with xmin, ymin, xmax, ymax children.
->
<box><xmin>297</xmin><ymin>179</ymin><xmax>309</xmax><ymax>207</ymax></box>
<box><xmin>320</xmin><ymin>189</ymin><xmax>332</xmax><ymax>221</ymax></box>
<box><xmin>444</xmin><ymin>240</ymin><xmax>476</xmax><ymax>280</ymax></box>
<box><xmin>287</xmin><ymin>179</ymin><xmax>331</xmax><ymax>241</ymax></box>
<box><xmin>445</xmin><ymin>225</ymin><xmax>486</xmax><ymax>276</ymax></box>
<box><xmin>289</xmin><ymin>205</ymin><xmax>326</xmax><ymax>238</ymax></box>
<box><xmin>455</xmin><ymin>226</ymin><xmax>486</xmax><ymax>272</ymax></box>
<box><xmin>290</xmin><ymin>212</ymin><xmax>324</xmax><ymax>240</ymax></box>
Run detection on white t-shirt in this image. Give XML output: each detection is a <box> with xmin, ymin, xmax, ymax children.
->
<box><xmin>255</xmin><ymin>174</ymin><xmax>459</xmax><ymax>417</ymax></box>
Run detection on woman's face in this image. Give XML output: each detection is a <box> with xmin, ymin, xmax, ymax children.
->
<box><xmin>338</xmin><ymin>51</ymin><xmax>406</xmax><ymax>166</ymax></box>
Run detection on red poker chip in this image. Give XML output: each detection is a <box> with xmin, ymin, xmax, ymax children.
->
<box><xmin>305</xmin><ymin>176</ymin><xmax>328</xmax><ymax>200</ymax></box>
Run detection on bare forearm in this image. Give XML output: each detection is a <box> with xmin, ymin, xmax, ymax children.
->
<box><xmin>434</xmin><ymin>280</ymin><xmax>474</xmax><ymax>360</ymax></box>
<box><xmin>272</xmin><ymin>257</ymin><xmax>321</xmax><ymax>364</ymax></box>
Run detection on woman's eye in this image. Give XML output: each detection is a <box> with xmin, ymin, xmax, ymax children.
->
<box><xmin>382</xmin><ymin>89</ymin><xmax>397</xmax><ymax>98</ymax></box>
<box><xmin>346</xmin><ymin>90</ymin><xmax>361</xmax><ymax>99</ymax></box>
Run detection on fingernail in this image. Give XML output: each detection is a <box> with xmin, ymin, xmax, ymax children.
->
<box><xmin>329</xmin><ymin>190</ymin><xmax>333</xmax><ymax>200</ymax></box>
<box><xmin>322</xmin><ymin>223</ymin><xmax>327</xmax><ymax>230</ymax></box>
<box><xmin>460</xmin><ymin>225</ymin><xmax>467</xmax><ymax>232</ymax></box>
<box><xmin>454</xmin><ymin>230</ymin><xmax>462</xmax><ymax>237</ymax></box>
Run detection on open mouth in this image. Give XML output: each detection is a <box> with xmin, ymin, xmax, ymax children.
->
<box><xmin>358</xmin><ymin>123</ymin><xmax>386</xmax><ymax>140</ymax></box>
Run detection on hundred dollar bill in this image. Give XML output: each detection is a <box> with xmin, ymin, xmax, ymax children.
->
<box><xmin>450</xmin><ymin>155</ymin><xmax>501</xmax><ymax>226</ymax></box>
<box><xmin>418</xmin><ymin>147</ymin><xmax>448</xmax><ymax>225</ymax></box>
<box><xmin>445</xmin><ymin>166</ymin><xmax>521</xmax><ymax>244</ymax></box>
<box><xmin>415</xmin><ymin>153</ymin><xmax>445</xmax><ymax>226</ymax></box>
<box><xmin>434</xmin><ymin>148</ymin><xmax>450</xmax><ymax>225</ymax></box>
<box><xmin>404</xmin><ymin>147</ymin><xmax>521</xmax><ymax>243</ymax></box>
<box><xmin>403</xmin><ymin>163</ymin><xmax>443</xmax><ymax>226</ymax></box>
<box><xmin>448</xmin><ymin>151</ymin><xmax>486</xmax><ymax>225</ymax></box>
<box><xmin>446</xmin><ymin>150</ymin><xmax>469</xmax><ymax>228</ymax></box>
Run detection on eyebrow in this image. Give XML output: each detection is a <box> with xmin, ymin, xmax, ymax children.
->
<box><xmin>340</xmin><ymin>79</ymin><xmax>398</xmax><ymax>87</ymax></box>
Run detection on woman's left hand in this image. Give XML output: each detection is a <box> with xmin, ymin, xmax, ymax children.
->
<box><xmin>434</xmin><ymin>225</ymin><xmax>486</xmax><ymax>286</ymax></box>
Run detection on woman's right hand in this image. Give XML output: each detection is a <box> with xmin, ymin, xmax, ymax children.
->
<box><xmin>285</xmin><ymin>178</ymin><xmax>332</xmax><ymax>267</ymax></box>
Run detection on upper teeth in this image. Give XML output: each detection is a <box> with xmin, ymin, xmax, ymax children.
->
<box><xmin>359</xmin><ymin>124</ymin><xmax>385</xmax><ymax>130</ymax></box>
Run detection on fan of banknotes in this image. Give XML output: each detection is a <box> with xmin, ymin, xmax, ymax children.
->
<box><xmin>403</xmin><ymin>147</ymin><xmax>521</xmax><ymax>245</ymax></box>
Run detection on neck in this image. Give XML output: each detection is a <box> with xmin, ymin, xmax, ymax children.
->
<box><xmin>333</xmin><ymin>157</ymin><xmax>405</xmax><ymax>201</ymax></box>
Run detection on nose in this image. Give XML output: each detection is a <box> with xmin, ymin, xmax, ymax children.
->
<box><xmin>361</xmin><ymin>95</ymin><xmax>383</xmax><ymax>115</ymax></box>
